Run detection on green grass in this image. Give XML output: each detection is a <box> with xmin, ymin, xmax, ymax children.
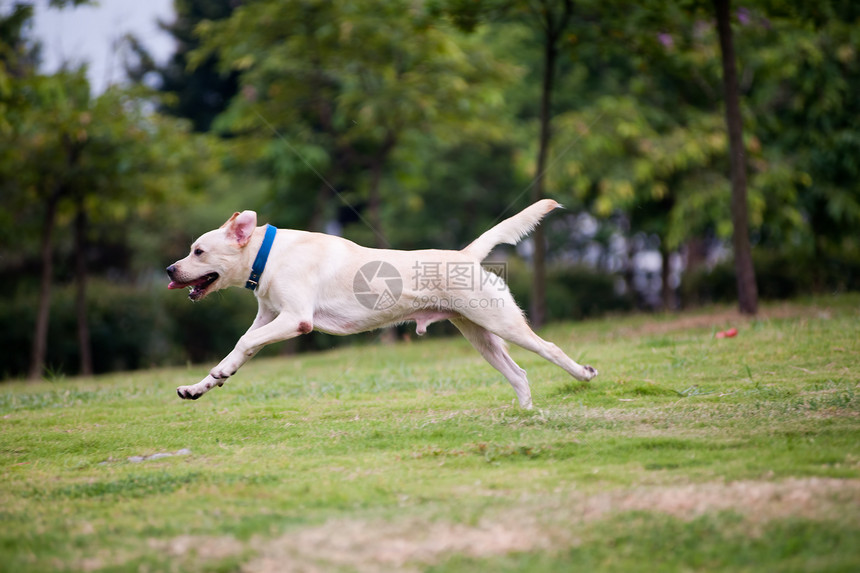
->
<box><xmin>2</xmin><ymin>294</ymin><xmax>859</xmax><ymax>572</ymax></box>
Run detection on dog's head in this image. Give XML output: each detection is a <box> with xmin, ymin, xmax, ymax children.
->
<box><xmin>166</xmin><ymin>211</ymin><xmax>258</xmax><ymax>301</ymax></box>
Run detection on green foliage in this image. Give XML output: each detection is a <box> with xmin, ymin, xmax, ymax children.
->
<box><xmin>0</xmin><ymin>67</ymin><xmax>224</xmax><ymax>267</ymax></box>
<box><xmin>193</xmin><ymin>0</ymin><xmax>516</xmax><ymax>236</ymax></box>
<box><xmin>3</xmin><ymin>0</ymin><xmax>860</xmax><ymax>377</ymax></box>
<box><xmin>384</xmin><ymin>139</ymin><xmax>530</xmax><ymax>250</ymax></box>
<box><xmin>0</xmin><ymin>2</ymin><xmax>230</xmax><ymax>378</ymax></box>
<box><xmin>125</xmin><ymin>0</ymin><xmax>239</xmax><ymax>132</ymax></box>
<box><xmin>742</xmin><ymin>6</ymin><xmax>860</xmax><ymax>254</ymax></box>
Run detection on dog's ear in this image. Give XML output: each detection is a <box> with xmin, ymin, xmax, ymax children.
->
<box><xmin>220</xmin><ymin>212</ymin><xmax>240</xmax><ymax>229</ymax></box>
<box><xmin>224</xmin><ymin>210</ymin><xmax>257</xmax><ymax>247</ymax></box>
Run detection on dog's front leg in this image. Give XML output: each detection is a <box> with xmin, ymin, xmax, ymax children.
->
<box><xmin>176</xmin><ymin>315</ymin><xmax>311</xmax><ymax>400</ymax></box>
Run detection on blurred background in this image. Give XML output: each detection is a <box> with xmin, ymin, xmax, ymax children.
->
<box><xmin>1</xmin><ymin>0</ymin><xmax>858</xmax><ymax>380</ymax></box>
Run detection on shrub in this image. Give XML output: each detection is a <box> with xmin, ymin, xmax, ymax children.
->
<box><xmin>680</xmin><ymin>249</ymin><xmax>860</xmax><ymax>307</ymax></box>
<box><xmin>0</xmin><ymin>280</ymin><xmax>257</xmax><ymax>379</ymax></box>
<box><xmin>506</xmin><ymin>259</ymin><xmax>633</xmax><ymax>322</ymax></box>
<box><xmin>0</xmin><ymin>278</ymin><xmax>365</xmax><ymax>380</ymax></box>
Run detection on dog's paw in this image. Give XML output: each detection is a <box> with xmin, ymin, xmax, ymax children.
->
<box><xmin>583</xmin><ymin>365</ymin><xmax>598</xmax><ymax>380</ymax></box>
<box><xmin>176</xmin><ymin>381</ymin><xmax>216</xmax><ymax>400</ymax></box>
<box><xmin>176</xmin><ymin>385</ymin><xmax>202</xmax><ymax>400</ymax></box>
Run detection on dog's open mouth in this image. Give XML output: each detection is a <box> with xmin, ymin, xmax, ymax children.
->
<box><xmin>168</xmin><ymin>272</ymin><xmax>219</xmax><ymax>301</ymax></box>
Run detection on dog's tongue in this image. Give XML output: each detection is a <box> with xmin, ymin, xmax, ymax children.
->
<box><xmin>167</xmin><ymin>281</ymin><xmax>185</xmax><ymax>290</ymax></box>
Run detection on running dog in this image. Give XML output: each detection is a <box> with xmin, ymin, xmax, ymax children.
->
<box><xmin>166</xmin><ymin>200</ymin><xmax>597</xmax><ymax>408</ymax></box>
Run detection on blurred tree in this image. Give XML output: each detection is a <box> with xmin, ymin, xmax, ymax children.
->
<box><xmin>3</xmin><ymin>0</ymin><xmax>859</xmax><ymax>381</ymax></box>
<box><xmin>1</xmin><ymin>4</ymin><xmax>222</xmax><ymax>379</ymax></box>
<box><xmin>713</xmin><ymin>0</ymin><xmax>757</xmax><ymax>315</ymax></box>
<box><xmin>194</xmin><ymin>0</ymin><xmax>512</xmax><ymax>245</ymax></box>
<box><xmin>125</xmin><ymin>0</ymin><xmax>239</xmax><ymax>132</ymax></box>
<box><xmin>560</xmin><ymin>0</ymin><xmax>858</xmax><ymax>311</ymax></box>
<box><xmin>741</xmin><ymin>1</ymin><xmax>860</xmax><ymax>280</ymax></box>
<box><xmin>514</xmin><ymin>1</ymin><xmax>723</xmax><ymax>309</ymax></box>
<box><xmin>0</xmin><ymin>3</ymin><xmax>39</xmax><ymax>80</ymax></box>
<box><xmin>540</xmin><ymin>0</ymin><xmax>774</xmax><ymax>311</ymax></box>
<box><xmin>525</xmin><ymin>0</ymin><xmax>573</xmax><ymax>329</ymax></box>
<box><xmin>384</xmin><ymin>138</ymin><xmax>527</xmax><ymax>251</ymax></box>
<box><xmin>0</xmin><ymin>5</ymin><xmax>83</xmax><ymax>379</ymax></box>
<box><xmin>438</xmin><ymin>0</ymin><xmax>575</xmax><ymax>327</ymax></box>
<box><xmin>553</xmin><ymin>97</ymin><xmax>731</xmax><ymax>309</ymax></box>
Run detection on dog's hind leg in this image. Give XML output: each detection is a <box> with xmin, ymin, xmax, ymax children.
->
<box><xmin>500</xmin><ymin>321</ymin><xmax>597</xmax><ymax>382</ymax></box>
<box><xmin>451</xmin><ymin>317</ymin><xmax>533</xmax><ymax>409</ymax></box>
<box><xmin>461</xmin><ymin>302</ymin><xmax>597</xmax><ymax>384</ymax></box>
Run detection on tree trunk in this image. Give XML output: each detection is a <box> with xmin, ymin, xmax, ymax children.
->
<box><xmin>29</xmin><ymin>189</ymin><xmax>60</xmax><ymax>380</ymax></box>
<box><xmin>368</xmin><ymin>156</ymin><xmax>387</xmax><ymax>249</ymax></box>
<box><xmin>368</xmin><ymin>139</ymin><xmax>396</xmax><ymax>344</ymax></box>
<box><xmin>74</xmin><ymin>195</ymin><xmax>93</xmax><ymax>376</ymax></box>
<box><xmin>309</xmin><ymin>180</ymin><xmax>332</xmax><ymax>233</ymax></box>
<box><xmin>367</xmin><ymin>134</ymin><xmax>396</xmax><ymax>250</ymax></box>
<box><xmin>529</xmin><ymin>1</ymin><xmax>571</xmax><ymax>328</ymax></box>
<box><xmin>624</xmin><ymin>239</ymin><xmax>638</xmax><ymax>308</ymax></box>
<box><xmin>714</xmin><ymin>0</ymin><xmax>758</xmax><ymax>315</ymax></box>
<box><xmin>660</xmin><ymin>242</ymin><xmax>674</xmax><ymax>311</ymax></box>
<box><xmin>528</xmin><ymin>31</ymin><xmax>555</xmax><ymax>329</ymax></box>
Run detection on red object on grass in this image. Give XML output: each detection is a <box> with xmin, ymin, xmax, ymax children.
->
<box><xmin>716</xmin><ymin>327</ymin><xmax>738</xmax><ymax>339</ymax></box>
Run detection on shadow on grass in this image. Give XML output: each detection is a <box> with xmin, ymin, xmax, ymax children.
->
<box><xmin>550</xmin><ymin>380</ymin><xmax>591</xmax><ymax>397</ymax></box>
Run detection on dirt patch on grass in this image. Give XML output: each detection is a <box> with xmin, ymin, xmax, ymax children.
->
<box><xmin>241</xmin><ymin>477</ymin><xmax>860</xmax><ymax>573</ymax></box>
<box><xmin>577</xmin><ymin>477</ymin><xmax>858</xmax><ymax>522</ymax></box>
<box><xmin>148</xmin><ymin>534</ymin><xmax>246</xmax><ymax>561</ymax></box>
<box><xmin>608</xmin><ymin>302</ymin><xmax>822</xmax><ymax>339</ymax></box>
<box><xmin>246</xmin><ymin>518</ymin><xmax>552</xmax><ymax>573</ymax></box>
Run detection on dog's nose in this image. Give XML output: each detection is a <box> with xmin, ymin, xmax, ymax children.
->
<box><xmin>166</xmin><ymin>265</ymin><xmax>176</xmax><ymax>278</ymax></box>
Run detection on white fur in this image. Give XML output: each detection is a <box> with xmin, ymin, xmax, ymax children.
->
<box><xmin>462</xmin><ymin>199</ymin><xmax>562</xmax><ymax>260</ymax></box>
<box><xmin>167</xmin><ymin>201</ymin><xmax>597</xmax><ymax>408</ymax></box>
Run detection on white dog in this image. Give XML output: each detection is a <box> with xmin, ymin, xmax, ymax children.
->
<box><xmin>166</xmin><ymin>200</ymin><xmax>597</xmax><ymax>408</ymax></box>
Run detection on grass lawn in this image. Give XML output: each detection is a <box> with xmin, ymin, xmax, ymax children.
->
<box><xmin>2</xmin><ymin>294</ymin><xmax>859</xmax><ymax>572</ymax></box>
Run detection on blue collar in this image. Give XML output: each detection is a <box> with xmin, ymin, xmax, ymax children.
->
<box><xmin>245</xmin><ymin>224</ymin><xmax>277</xmax><ymax>290</ymax></box>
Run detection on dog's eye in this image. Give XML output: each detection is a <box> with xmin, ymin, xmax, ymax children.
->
<box><xmin>194</xmin><ymin>248</ymin><xmax>204</xmax><ymax>256</ymax></box>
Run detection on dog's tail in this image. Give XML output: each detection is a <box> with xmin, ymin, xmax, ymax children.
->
<box><xmin>462</xmin><ymin>199</ymin><xmax>562</xmax><ymax>261</ymax></box>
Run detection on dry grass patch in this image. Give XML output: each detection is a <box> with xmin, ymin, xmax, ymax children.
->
<box><xmin>241</xmin><ymin>478</ymin><xmax>860</xmax><ymax>573</ymax></box>
<box><xmin>604</xmin><ymin>301</ymin><xmax>829</xmax><ymax>339</ymax></box>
